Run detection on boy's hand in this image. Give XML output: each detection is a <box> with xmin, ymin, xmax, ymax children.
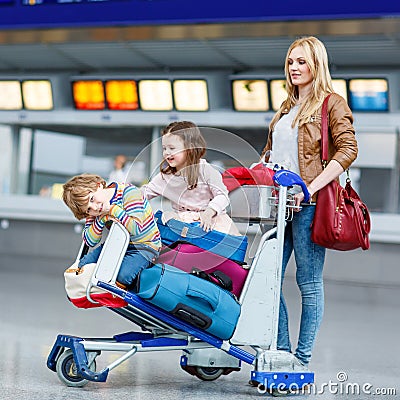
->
<box><xmin>101</xmin><ymin>215</ymin><xmax>118</xmax><ymax>223</ymax></box>
<box><xmin>98</xmin><ymin>201</ymin><xmax>111</xmax><ymax>217</ymax></box>
<box><xmin>98</xmin><ymin>204</ymin><xmax>113</xmax><ymax>223</ymax></box>
<box><xmin>199</xmin><ymin>207</ymin><xmax>217</xmax><ymax>232</ymax></box>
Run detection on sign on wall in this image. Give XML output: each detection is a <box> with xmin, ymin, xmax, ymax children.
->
<box><xmin>0</xmin><ymin>1</ymin><xmax>400</xmax><ymax>30</ymax></box>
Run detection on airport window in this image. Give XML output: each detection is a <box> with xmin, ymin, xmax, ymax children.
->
<box><xmin>270</xmin><ymin>80</ymin><xmax>287</xmax><ymax>111</ymax></box>
<box><xmin>332</xmin><ymin>79</ymin><xmax>348</xmax><ymax>102</ymax></box>
<box><xmin>28</xmin><ymin>127</ymin><xmax>153</xmax><ymax>195</ymax></box>
<box><xmin>22</xmin><ymin>80</ymin><xmax>53</xmax><ymax>110</ymax></box>
<box><xmin>232</xmin><ymin>79</ymin><xmax>269</xmax><ymax>111</ymax></box>
<box><xmin>0</xmin><ymin>80</ymin><xmax>23</xmax><ymax>110</ymax></box>
<box><xmin>105</xmin><ymin>80</ymin><xmax>139</xmax><ymax>110</ymax></box>
<box><xmin>72</xmin><ymin>80</ymin><xmax>105</xmax><ymax>110</ymax></box>
<box><xmin>349</xmin><ymin>78</ymin><xmax>388</xmax><ymax>111</ymax></box>
<box><xmin>0</xmin><ymin>125</ymin><xmax>13</xmax><ymax>194</ymax></box>
<box><xmin>138</xmin><ymin>80</ymin><xmax>173</xmax><ymax>111</ymax></box>
<box><xmin>173</xmin><ymin>79</ymin><xmax>209</xmax><ymax>111</ymax></box>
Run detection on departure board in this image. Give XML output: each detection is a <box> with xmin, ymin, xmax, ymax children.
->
<box><xmin>21</xmin><ymin>0</ymin><xmax>128</xmax><ymax>5</ymax></box>
<box><xmin>0</xmin><ymin>1</ymin><xmax>399</xmax><ymax>30</ymax></box>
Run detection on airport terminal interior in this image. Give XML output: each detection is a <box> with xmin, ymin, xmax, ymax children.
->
<box><xmin>0</xmin><ymin>2</ymin><xmax>399</xmax><ymax>398</ymax></box>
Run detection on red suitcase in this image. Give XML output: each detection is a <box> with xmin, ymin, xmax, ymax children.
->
<box><xmin>157</xmin><ymin>242</ymin><xmax>249</xmax><ymax>298</ymax></box>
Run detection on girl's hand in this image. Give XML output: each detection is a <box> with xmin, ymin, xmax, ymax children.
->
<box><xmin>199</xmin><ymin>207</ymin><xmax>217</xmax><ymax>232</ymax></box>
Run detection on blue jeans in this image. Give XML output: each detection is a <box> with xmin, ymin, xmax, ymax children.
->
<box><xmin>277</xmin><ymin>205</ymin><xmax>326</xmax><ymax>365</ymax></box>
<box><xmin>79</xmin><ymin>244</ymin><xmax>158</xmax><ymax>287</ymax></box>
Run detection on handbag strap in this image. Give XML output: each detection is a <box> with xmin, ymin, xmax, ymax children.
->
<box><xmin>352</xmin><ymin>199</ymin><xmax>371</xmax><ymax>250</ymax></box>
<box><xmin>320</xmin><ymin>94</ymin><xmax>332</xmax><ymax>167</ymax></box>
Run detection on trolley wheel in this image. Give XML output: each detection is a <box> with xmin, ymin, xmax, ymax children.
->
<box><xmin>55</xmin><ymin>349</ymin><xmax>97</xmax><ymax>387</ymax></box>
<box><xmin>192</xmin><ymin>366</ymin><xmax>225</xmax><ymax>381</ymax></box>
<box><xmin>180</xmin><ymin>364</ymin><xmax>197</xmax><ymax>376</ymax></box>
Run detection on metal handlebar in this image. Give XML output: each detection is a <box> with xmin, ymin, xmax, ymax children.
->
<box><xmin>273</xmin><ymin>170</ymin><xmax>311</xmax><ymax>203</ymax></box>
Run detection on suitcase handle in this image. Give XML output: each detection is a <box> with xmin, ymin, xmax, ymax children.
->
<box><xmin>186</xmin><ymin>286</ymin><xmax>218</xmax><ymax>311</ymax></box>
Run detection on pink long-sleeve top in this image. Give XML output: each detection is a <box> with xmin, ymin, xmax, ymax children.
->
<box><xmin>141</xmin><ymin>159</ymin><xmax>229</xmax><ymax>215</ymax></box>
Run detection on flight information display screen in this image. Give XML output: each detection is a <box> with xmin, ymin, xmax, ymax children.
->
<box><xmin>21</xmin><ymin>0</ymin><xmax>126</xmax><ymax>4</ymax></box>
<box><xmin>0</xmin><ymin>1</ymin><xmax>399</xmax><ymax>30</ymax></box>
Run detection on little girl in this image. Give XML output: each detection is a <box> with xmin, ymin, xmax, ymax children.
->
<box><xmin>141</xmin><ymin>121</ymin><xmax>240</xmax><ymax>236</ymax></box>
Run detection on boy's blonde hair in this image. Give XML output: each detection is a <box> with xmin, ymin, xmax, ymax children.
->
<box><xmin>63</xmin><ymin>173</ymin><xmax>106</xmax><ymax>220</ymax></box>
<box><xmin>160</xmin><ymin>121</ymin><xmax>206</xmax><ymax>189</ymax></box>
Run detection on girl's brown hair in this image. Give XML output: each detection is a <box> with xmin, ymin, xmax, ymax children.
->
<box><xmin>62</xmin><ymin>173</ymin><xmax>106</xmax><ymax>220</ymax></box>
<box><xmin>160</xmin><ymin>121</ymin><xmax>206</xmax><ymax>189</ymax></box>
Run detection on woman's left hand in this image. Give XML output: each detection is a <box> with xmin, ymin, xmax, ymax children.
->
<box><xmin>199</xmin><ymin>207</ymin><xmax>217</xmax><ymax>232</ymax></box>
<box><xmin>293</xmin><ymin>186</ymin><xmax>314</xmax><ymax>212</ymax></box>
<box><xmin>293</xmin><ymin>192</ymin><xmax>305</xmax><ymax>212</ymax></box>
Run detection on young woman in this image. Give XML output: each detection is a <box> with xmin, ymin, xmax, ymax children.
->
<box><xmin>141</xmin><ymin>120</ymin><xmax>240</xmax><ymax>236</ymax></box>
<box><xmin>261</xmin><ymin>36</ymin><xmax>358</xmax><ymax>366</ymax></box>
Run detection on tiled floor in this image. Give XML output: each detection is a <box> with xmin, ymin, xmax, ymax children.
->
<box><xmin>0</xmin><ymin>263</ymin><xmax>399</xmax><ymax>399</ymax></box>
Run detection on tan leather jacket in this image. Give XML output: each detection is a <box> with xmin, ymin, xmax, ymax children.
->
<box><xmin>262</xmin><ymin>93</ymin><xmax>358</xmax><ymax>196</ymax></box>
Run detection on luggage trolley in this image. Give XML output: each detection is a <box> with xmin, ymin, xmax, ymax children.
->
<box><xmin>47</xmin><ymin>170</ymin><xmax>313</xmax><ymax>394</ymax></box>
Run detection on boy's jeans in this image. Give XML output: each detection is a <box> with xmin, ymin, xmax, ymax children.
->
<box><xmin>78</xmin><ymin>243</ymin><xmax>158</xmax><ymax>287</ymax></box>
<box><xmin>277</xmin><ymin>205</ymin><xmax>326</xmax><ymax>365</ymax></box>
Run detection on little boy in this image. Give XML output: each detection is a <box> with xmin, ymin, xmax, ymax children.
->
<box><xmin>62</xmin><ymin>173</ymin><xmax>161</xmax><ymax>288</ymax></box>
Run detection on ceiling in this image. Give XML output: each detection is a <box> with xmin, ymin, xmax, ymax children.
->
<box><xmin>1</xmin><ymin>18</ymin><xmax>400</xmax><ymax>73</ymax></box>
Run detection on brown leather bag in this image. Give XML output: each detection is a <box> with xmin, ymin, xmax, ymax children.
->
<box><xmin>311</xmin><ymin>95</ymin><xmax>371</xmax><ymax>251</ymax></box>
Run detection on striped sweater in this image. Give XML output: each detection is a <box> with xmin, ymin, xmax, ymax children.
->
<box><xmin>83</xmin><ymin>183</ymin><xmax>161</xmax><ymax>252</ymax></box>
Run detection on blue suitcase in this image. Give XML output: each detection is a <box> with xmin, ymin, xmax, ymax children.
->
<box><xmin>135</xmin><ymin>263</ymin><xmax>241</xmax><ymax>340</ymax></box>
<box><xmin>154</xmin><ymin>210</ymin><xmax>248</xmax><ymax>263</ymax></box>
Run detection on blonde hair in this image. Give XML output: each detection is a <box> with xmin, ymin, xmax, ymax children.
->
<box><xmin>160</xmin><ymin>121</ymin><xmax>206</xmax><ymax>189</ymax></box>
<box><xmin>62</xmin><ymin>173</ymin><xmax>106</xmax><ymax>220</ymax></box>
<box><xmin>270</xmin><ymin>36</ymin><xmax>334</xmax><ymax>130</ymax></box>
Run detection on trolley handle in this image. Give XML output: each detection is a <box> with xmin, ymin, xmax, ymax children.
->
<box><xmin>273</xmin><ymin>169</ymin><xmax>310</xmax><ymax>203</ymax></box>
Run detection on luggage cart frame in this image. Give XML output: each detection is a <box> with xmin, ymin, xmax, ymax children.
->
<box><xmin>47</xmin><ymin>170</ymin><xmax>314</xmax><ymax>394</ymax></box>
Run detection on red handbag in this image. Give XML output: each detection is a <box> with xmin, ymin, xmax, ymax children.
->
<box><xmin>222</xmin><ymin>163</ymin><xmax>275</xmax><ymax>192</ymax></box>
<box><xmin>311</xmin><ymin>95</ymin><xmax>371</xmax><ymax>251</ymax></box>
